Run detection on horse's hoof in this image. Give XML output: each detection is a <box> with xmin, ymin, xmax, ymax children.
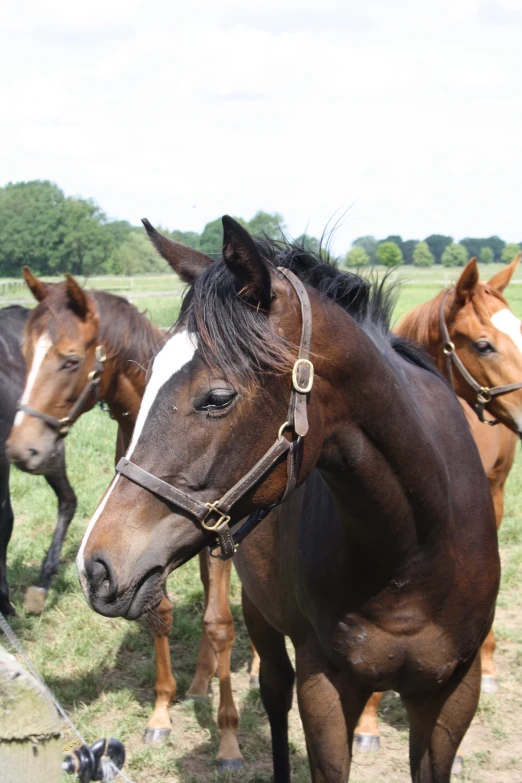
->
<box><xmin>354</xmin><ymin>733</ymin><xmax>380</xmax><ymax>752</ymax></box>
<box><xmin>142</xmin><ymin>727</ymin><xmax>171</xmax><ymax>744</ymax></box>
<box><xmin>216</xmin><ymin>758</ymin><xmax>244</xmax><ymax>771</ymax></box>
<box><xmin>249</xmin><ymin>675</ymin><xmax>260</xmax><ymax>689</ymax></box>
<box><xmin>481</xmin><ymin>675</ymin><xmax>498</xmax><ymax>694</ymax></box>
<box><xmin>23</xmin><ymin>586</ymin><xmax>47</xmax><ymax>615</ymax></box>
<box><xmin>451</xmin><ymin>754</ymin><xmax>463</xmax><ymax>775</ymax></box>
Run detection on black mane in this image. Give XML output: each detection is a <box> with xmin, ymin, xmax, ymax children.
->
<box><xmin>180</xmin><ymin>238</ymin><xmax>438</xmax><ymax>383</ymax></box>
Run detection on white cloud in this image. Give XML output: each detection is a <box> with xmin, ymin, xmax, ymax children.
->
<box><xmin>1</xmin><ymin>0</ymin><xmax>522</xmax><ymax>252</ymax></box>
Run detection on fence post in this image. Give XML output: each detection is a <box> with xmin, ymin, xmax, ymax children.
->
<box><xmin>0</xmin><ymin>644</ymin><xmax>62</xmax><ymax>782</ymax></box>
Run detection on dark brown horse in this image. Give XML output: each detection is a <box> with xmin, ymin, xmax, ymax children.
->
<box><xmin>78</xmin><ymin>217</ymin><xmax>499</xmax><ymax>782</ymax></box>
<box><xmin>0</xmin><ymin>305</ymin><xmax>76</xmax><ymax>617</ymax></box>
<box><xmin>6</xmin><ymin>273</ymin><xmax>249</xmax><ymax>766</ymax></box>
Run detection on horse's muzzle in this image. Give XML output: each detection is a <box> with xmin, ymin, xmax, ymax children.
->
<box><xmin>82</xmin><ymin>555</ymin><xmax>164</xmax><ymax>620</ymax></box>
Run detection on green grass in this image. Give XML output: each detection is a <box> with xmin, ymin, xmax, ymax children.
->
<box><xmin>2</xmin><ymin>273</ymin><xmax>522</xmax><ymax>782</ymax></box>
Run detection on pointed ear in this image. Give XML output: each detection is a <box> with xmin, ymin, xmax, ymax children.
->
<box><xmin>23</xmin><ymin>267</ymin><xmax>50</xmax><ymax>302</ymax></box>
<box><xmin>455</xmin><ymin>258</ymin><xmax>480</xmax><ymax>303</ymax></box>
<box><xmin>222</xmin><ymin>215</ymin><xmax>272</xmax><ymax>310</ymax></box>
<box><xmin>65</xmin><ymin>274</ymin><xmax>90</xmax><ymax>319</ymax></box>
<box><xmin>142</xmin><ymin>219</ymin><xmax>213</xmax><ymax>283</ymax></box>
<box><xmin>487</xmin><ymin>252</ymin><xmax>521</xmax><ymax>293</ymax></box>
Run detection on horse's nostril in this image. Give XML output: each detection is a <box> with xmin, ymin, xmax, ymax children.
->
<box><xmin>86</xmin><ymin>557</ymin><xmax>117</xmax><ymax>601</ymax></box>
<box><xmin>28</xmin><ymin>447</ymin><xmax>38</xmax><ymax>458</ymax></box>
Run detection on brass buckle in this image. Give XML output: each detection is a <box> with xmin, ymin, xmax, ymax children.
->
<box><xmin>292</xmin><ymin>358</ymin><xmax>314</xmax><ymax>393</ymax></box>
<box><xmin>88</xmin><ymin>345</ymin><xmax>107</xmax><ymax>381</ymax></box>
<box><xmin>477</xmin><ymin>387</ymin><xmax>492</xmax><ymax>405</ymax></box>
<box><xmin>201</xmin><ymin>501</ymin><xmax>231</xmax><ymax>532</ymax></box>
<box><xmin>443</xmin><ymin>342</ymin><xmax>455</xmax><ymax>355</ymax></box>
<box><xmin>57</xmin><ymin>417</ymin><xmax>71</xmax><ymax>436</ymax></box>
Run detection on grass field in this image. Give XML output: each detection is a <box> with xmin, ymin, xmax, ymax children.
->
<box><xmin>3</xmin><ymin>264</ymin><xmax>522</xmax><ymax>782</ymax></box>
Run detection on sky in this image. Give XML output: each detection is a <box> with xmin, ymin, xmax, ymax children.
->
<box><xmin>1</xmin><ymin>0</ymin><xmax>522</xmax><ymax>254</ymax></box>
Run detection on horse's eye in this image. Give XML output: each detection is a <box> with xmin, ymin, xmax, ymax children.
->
<box><xmin>197</xmin><ymin>390</ymin><xmax>236</xmax><ymax>411</ymax></box>
<box><xmin>62</xmin><ymin>356</ymin><xmax>80</xmax><ymax>370</ymax></box>
<box><xmin>475</xmin><ymin>340</ymin><xmax>495</xmax><ymax>355</ymax></box>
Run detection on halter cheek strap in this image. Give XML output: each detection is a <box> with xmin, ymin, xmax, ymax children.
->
<box><xmin>115</xmin><ymin>268</ymin><xmax>314</xmax><ymax>561</ymax></box>
<box><xmin>439</xmin><ymin>292</ymin><xmax>522</xmax><ymax>426</ymax></box>
<box><xmin>17</xmin><ymin>345</ymin><xmax>107</xmax><ymax>437</ymax></box>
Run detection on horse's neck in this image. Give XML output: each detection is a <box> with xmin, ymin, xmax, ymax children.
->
<box><xmin>97</xmin><ymin>302</ymin><xmax>162</xmax><ymax>438</ymax></box>
<box><xmin>316</xmin><ymin>313</ymin><xmax>450</xmax><ymax>567</ymax></box>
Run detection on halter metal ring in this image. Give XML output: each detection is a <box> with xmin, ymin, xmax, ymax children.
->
<box><xmin>277</xmin><ymin>421</ymin><xmax>290</xmax><ymax>441</ymax></box>
<box><xmin>95</xmin><ymin>345</ymin><xmax>107</xmax><ymax>363</ymax></box>
<box><xmin>201</xmin><ymin>501</ymin><xmax>231</xmax><ymax>531</ymax></box>
<box><xmin>443</xmin><ymin>342</ymin><xmax>455</xmax><ymax>355</ymax></box>
<box><xmin>477</xmin><ymin>387</ymin><xmax>492</xmax><ymax>404</ymax></box>
<box><xmin>292</xmin><ymin>358</ymin><xmax>314</xmax><ymax>393</ymax></box>
<box><xmin>57</xmin><ymin>418</ymin><xmax>71</xmax><ymax>436</ymax></box>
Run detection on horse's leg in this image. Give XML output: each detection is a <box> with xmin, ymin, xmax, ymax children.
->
<box><xmin>404</xmin><ymin>653</ymin><xmax>481</xmax><ymax>783</ymax></box>
<box><xmin>295</xmin><ymin>641</ymin><xmax>368</xmax><ymax>783</ymax></box>
<box><xmin>24</xmin><ymin>445</ymin><xmax>77</xmax><ymax>614</ymax></box>
<box><xmin>0</xmin><ymin>460</ymin><xmax>15</xmax><ymax>616</ymax></box>
<box><xmin>242</xmin><ymin>588</ymin><xmax>294</xmax><ymax>783</ymax></box>
<box><xmin>143</xmin><ymin>594</ymin><xmax>177</xmax><ymax>743</ymax></box>
<box><xmin>479</xmin><ymin>480</ymin><xmax>505</xmax><ymax>694</ymax></box>
<box><xmin>186</xmin><ymin>550</ymin><xmax>218</xmax><ymax>698</ymax></box>
<box><xmin>354</xmin><ymin>692</ymin><xmax>383</xmax><ymax>752</ymax></box>
<box><xmin>249</xmin><ymin>640</ymin><xmax>261</xmax><ymax>688</ymax></box>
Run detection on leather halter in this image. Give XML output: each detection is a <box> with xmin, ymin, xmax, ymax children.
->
<box><xmin>115</xmin><ymin>268</ymin><xmax>314</xmax><ymax>561</ymax></box>
<box><xmin>17</xmin><ymin>345</ymin><xmax>107</xmax><ymax>437</ymax></box>
<box><xmin>439</xmin><ymin>292</ymin><xmax>522</xmax><ymax>426</ymax></box>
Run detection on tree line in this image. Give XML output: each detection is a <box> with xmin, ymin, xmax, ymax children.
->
<box><xmin>0</xmin><ymin>180</ymin><xmax>520</xmax><ymax>277</ymax></box>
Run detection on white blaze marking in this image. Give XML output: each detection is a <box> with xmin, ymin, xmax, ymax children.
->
<box><xmin>14</xmin><ymin>332</ymin><xmax>52</xmax><ymax>426</ymax></box>
<box><xmin>76</xmin><ymin>330</ymin><xmax>197</xmax><ymax>590</ymax></box>
<box><xmin>491</xmin><ymin>308</ymin><xmax>522</xmax><ymax>354</ymax></box>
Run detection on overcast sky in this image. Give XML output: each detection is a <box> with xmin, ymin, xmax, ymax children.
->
<box><xmin>1</xmin><ymin>0</ymin><xmax>521</xmax><ymax>253</ymax></box>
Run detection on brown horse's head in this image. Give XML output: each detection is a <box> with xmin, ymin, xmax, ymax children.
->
<box><xmin>77</xmin><ymin>217</ymin><xmax>329</xmax><ymax>619</ymax></box>
<box><xmin>398</xmin><ymin>254</ymin><xmax>522</xmax><ymax>433</ymax></box>
<box><xmin>6</xmin><ymin>270</ymin><xmax>100</xmax><ymax>471</ymax></box>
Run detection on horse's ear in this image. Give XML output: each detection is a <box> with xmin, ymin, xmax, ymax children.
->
<box><xmin>222</xmin><ymin>215</ymin><xmax>272</xmax><ymax>310</ymax></box>
<box><xmin>487</xmin><ymin>252</ymin><xmax>521</xmax><ymax>293</ymax></box>
<box><xmin>23</xmin><ymin>267</ymin><xmax>49</xmax><ymax>302</ymax></box>
<box><xmin>142</xmin><ymin>218</ymin><xmax>213</xmax><ymax>283</ymax></box>
<box><xmin>455</xmin><ymin>258</ymin><xmax>480</xmax><ymax>303</ymax></box>
<box><xmin>65</xmin><ymin>274</ymin><xmax>90</xmax><ymax>319</ymax></box>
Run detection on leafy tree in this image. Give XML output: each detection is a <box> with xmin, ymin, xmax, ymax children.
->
<box><xmin>461</xmin><ymin>236</ymin><xmax>505</xmax><ymax>263</ymax></box>
<box><xmin>424</xmin><ymin>235</ymin><xmax>453</xmax><ymax>264</ymax></box>
<box><xmin>345</xmin><ymin>247</ymin><xmax>369</xmax><ymax>267</ymax></box>
<box><xmin>376</xmin><ymin>241</ymin><xmax>402</xmax><ymax>267</ymax></box>
<box><xmin>352</xmin><ymin>236</ymin><xmax>378</xmax><ymax>263</ymax></box>
<box><xmin>412</xmin><ymin>241</ymin><xmax>434</xmax><ymax>267</ymax></box>
<box><xmin>479</xmin><ymin>247</ymin><xmax>494</xmax><ymax>264</ymax></box>
<box><xmin>105</xmin><ymin>220</ymin><xmax>133</xmax><ymax>248</ymax></box>
<box><xmin>441</xmin><ymin>243</ymin><xmax>468</xmax><ymax>267</ymax></box>
<box><xmin>55</xmin><ymin>198</ymin><xmax>114</xmax><ymax>277</ymax></box>
<box><xmin>0</xmin><ymin>180</ymin><xmax>66</xmax><ymax>276</ymax></box>
<box><xmin>110</xmin><ymin>231</ymin><xmax>171</xmax><ymax>275</ymax></box>
<box><xmin>501</xmin><ymin>243</ymin><xmax>521</xmax><ymax>264</ymax></box>
<box><xmin>401</xmin><ymin>239</ymin><xmax>417</xmax><ymax>265</ymax></box>
<box><xmin>247</xmin><ymin>210</ymin><xmax>286</xmax><ymax>240</ymax></box>
<box><xmin>169</xmin><ymin>229</ymin><xmax>202</xmax><ymax>250</ymax></box>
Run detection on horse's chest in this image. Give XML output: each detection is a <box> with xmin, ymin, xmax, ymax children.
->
<box><xmin>323</xmin><ymin>615</ymin><xmax>460</xmax><ymax>693</ymax></box>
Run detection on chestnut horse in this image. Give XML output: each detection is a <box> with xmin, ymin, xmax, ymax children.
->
<box><xmin>354</xmin><ymin>256</ymin><xmax>522</xmax><ymax>754</ymax></box>
<box><xmin>78</xmin><ymin>217</ymin><xmax>499</xmax><ymax>782</ymax></box>
<box><xmin>6</xmin><ymin>271</ymin><xmax>249</xmax><ymax>766</ymax></box>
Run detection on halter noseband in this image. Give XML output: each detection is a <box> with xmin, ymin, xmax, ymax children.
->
<box><xmin>115</xmin><ymin>268</ymin><xmax>314</xmax><ymax>561</ymax></box>
<box><xmin>17</xmin><ymin>345</ymin><xmax>107</xmax><ymax>437</ymax></box>
<box><xmin>439</xmin><ymin>292</ymin><xmax>522</xmax><ymax>426</ymax></box>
